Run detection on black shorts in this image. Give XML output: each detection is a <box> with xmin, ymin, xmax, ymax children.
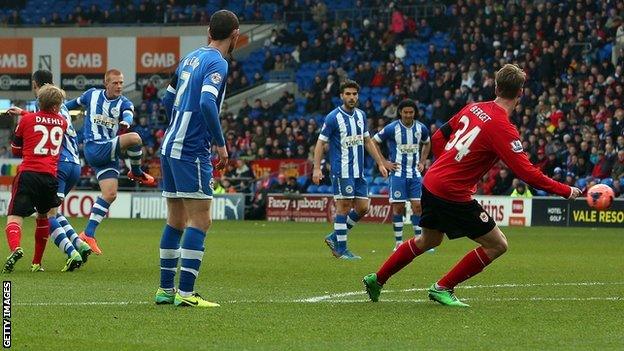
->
<box><xmin>419</xmin><ymin>186</ymin><xmax>496</xmax><ymax>240</ymax></box>
<box><xmin>8</xmin><ymin>171</ymin><xmax>61</xmax><ymax>217</ymax></box>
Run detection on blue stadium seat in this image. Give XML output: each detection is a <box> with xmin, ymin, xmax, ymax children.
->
<box><xmin>369</xmin><ymin>185</ymin><xmax>382</xmax><ymax>195</ymax></box>
<box><xmin>317</xmin><ymin>185</ymin><xmax>332</xmax><ymax>194</ymax></box>
<box><xmin>600</xmin><ymin>178</ymin><xmax>614</xmax><ymax>188</ymax></box>
<box><xmin>297</xmin><ymin>176</ymin><xmax>308</xmax><ymax>188</ymax></box>
<box><xmin>306</xmin><ymin>185</ymin><xmax>318</xmax><ymax>193</ymax></box>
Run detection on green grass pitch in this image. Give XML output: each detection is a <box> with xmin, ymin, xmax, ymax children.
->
<box><xmin>4</xmin><ymin>218</ymin><xmax>623</xmax><ymax>350</ymax></box>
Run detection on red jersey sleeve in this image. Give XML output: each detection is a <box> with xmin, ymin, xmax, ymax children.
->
<box><xmin>11</xmin><ymin>116</ymin><xmax>26</xmax><ymax>157</ymax></box>
<box><xmin>489</xmin><ymin>122</ymin><xmax>572</xmax><ymax>198</ymax></box>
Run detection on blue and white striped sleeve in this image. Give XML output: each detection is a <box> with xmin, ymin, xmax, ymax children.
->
<box><xmin>421</xmin><ymin>124</ymin><xmax>431</xmax><ymax>143</ymax></box>
<box><xmin>121</xmin><ymin>100</ymin><xmax>134</xmax><ymax>125</ymax></box>
<box><xmin>318</xmin><ymin>115</ymin><xmax>335</xmax><ymax>142</ymax></box>
<box><xmin>373</xmin><ymin>124</ymin><xmax>389</xmax><ymax>143</ymax></box>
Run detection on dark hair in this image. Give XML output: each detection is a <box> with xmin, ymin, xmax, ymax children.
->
<box><xmin>339</xmin><ymin>79</ymin><xmax>360</xmax><ymax>93</ymax></box>
<box><xmin>32</xmin><ymin>70</ymin><xmax>53</xmax><ymax>88</ymax></box>
<box><xmin>397</xmin><ymin>98</ymin><xmax>418</xmax><ymax>116</ymax></box>
<box><xmin>209</xmin><ymin>10</ymin><xmax>239</xmax><ymax>40</ymax></box>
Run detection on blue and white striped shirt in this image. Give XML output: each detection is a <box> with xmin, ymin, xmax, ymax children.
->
<box><xmin>59</xmin><ymin>104</ymin><xmax>80</xmax><ymax>164</ymax></box>
<box><xmin>161</xmin><ymin>47</ymin><xmax>227</xmax><ymax>161</ymax></box>
<box><xmin>373</xmin><ymin>120</ymin><xmax>430</xmax><ymax>178</ymax></box>
<box><xmin>75</xmin><ymin>88</ymin><xmax>134</xmax><ymax>142</ymax></box>
<box><xmin>319</xmin><ymin>106</ymin><xmax>369</xmax><ymax>178</ymax></box>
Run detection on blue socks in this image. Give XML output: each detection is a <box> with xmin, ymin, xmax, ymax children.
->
<box><xmin>178</xmin><ymin>227</ymin><xmax>206</xmax><ymax>296</ymax></box>
<box><xmin>85</xmin><ymin>197</ymin><xmax>110</xmax><ymax>238</ymax></box>
<box><xmin>159</xmin><ymin>225</ymin><xmax>183</xmax><ymax>291</ymax></box>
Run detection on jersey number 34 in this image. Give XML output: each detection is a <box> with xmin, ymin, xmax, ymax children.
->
<box><xmin>444</xmin><ymin>115</ymin><xmax>481</xmax><ymax>162</ymax></box>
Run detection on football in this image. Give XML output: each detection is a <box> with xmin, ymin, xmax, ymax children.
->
<box><xmin>586</xmin><ymin>184</ymin><xmax>615</xmax><ymax>210</ymax></box>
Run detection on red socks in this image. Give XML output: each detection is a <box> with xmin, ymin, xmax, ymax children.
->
<box><xmin>5</xmin><ymin>222</ymin><xmax>22</xmax><ymax>252</ymax></box>
<box><xmin>32</xmin><ymin>218</ymin><xmax>50</xmax><ymax>265</ymax></box>
<box><xmin>376</xmin><ymin>239</ymin><xmax>424</xmax><ymax>285</ymax></box>
<box><xmin>438</xmin><ymin>246</ymin><xmax>492</xmax><ymax>289</ymax></box>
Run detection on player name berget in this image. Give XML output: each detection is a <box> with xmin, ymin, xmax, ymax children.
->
<box><xmin>469</xmin><ymin>105</ymin><xmax>492</xmax><ymax>122</ymax></box>
<box><xmin>35</xmin><ymin>115</ymin><xmax>63</xmax><ymax>126</ymax></box>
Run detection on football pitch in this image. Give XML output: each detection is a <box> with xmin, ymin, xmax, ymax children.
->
<box><xmin>6</xmin><ymin>219</ymin><xmax>623</xmax><ymax>350</ymax></box>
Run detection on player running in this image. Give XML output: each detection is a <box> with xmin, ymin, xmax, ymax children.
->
<box><xmin>312</xmin><ymin>79</ymin><xmax>394</xmax><ymax>260</ymax></box>
<box><xmin>7</xmin><ymin>70</ymin><xmax>91</xmax><ymax>272</ymax></box>
<box><xmin>154</xmin><ymin>10</ymin><xmax>237</xmax><ymax>307</ymax></box>
<box><xmin>3</xmin><ymin>85</ymin><xmax>76</xmax><ymax>273</ymax></box>
<box><xmin>65</xmin><ymin>69</ymin><xmax>156</xmax><ymax>255</ymax></box>
<box><xmin>363</xmin><ymin>64</ymin><xmax>581</xmax><ymax>306</ymax></box>
<box><xmin>371</xmin><ymin>99</ymin><xmax>431</xmax><ymax>251</ymax></box>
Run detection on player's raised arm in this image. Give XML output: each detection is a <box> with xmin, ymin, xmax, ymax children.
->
<box><xmin>490</xmin><ymin>124</ymin><xmax>577</xmax><ymax>199</ymax></box>
<box><xmin>64</xmin><ymin>87</ymin><xmax>93</xmax><ymax>110</ymax></box>
<box><xmin>119</xmin><ymin>100</ymin><xmax>134</xmax><ymax>130</ymax></box>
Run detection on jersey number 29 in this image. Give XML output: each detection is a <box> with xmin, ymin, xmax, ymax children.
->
<box><xmin>34</xmin><ymin>125</ymin><xmax>63</xmax><ymax>156</ymax></box>
<box><xmin>444</xmin><ymin>115</ymin><xmax>481</xmax><ymax>162</ymax></box>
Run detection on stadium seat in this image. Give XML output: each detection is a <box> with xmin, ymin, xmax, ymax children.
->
<box><xmin>600</xmin><ymin>178</ymin><xmax>614</xmax><ymax>188</ymax></box>
<box><xmin>317</xmin><ymin>185</ymin><xmax>332</xmax><ymax>194</ymax></box>
<box><xmin>379</xmin><ymin>186</ymin><xmax>389</xmax><ymax>195</ymax></box>
<box><xmin>576</xmin><ymin>178</ymin><xmax>587</xmax><ymax>189</ymax></box>
<box><xmin>369</xmin><ymin>185</ymin><xmax>382</xmax><ymax>195</ymax></box>
<box><xmin>306</xmin><ymin>185</ymin><xmax>318</xmax><ymax>193</ymax></box>
<box><xmin>297</xmin><ymin>175</ymin><xmax>308</xmax><ymax>189</ymax></box>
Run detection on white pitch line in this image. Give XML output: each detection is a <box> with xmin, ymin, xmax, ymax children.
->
<box><xmin>298</xmin><ymin>281</ymin><xmax>624</xmax><ymax>303</ymax></box>
<box><xmin>12</xmin><ymin>282</ymin><xmax>624</xmax><ymax>306</ymax></box>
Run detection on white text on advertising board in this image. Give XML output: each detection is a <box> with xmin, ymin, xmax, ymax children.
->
<box><xmin>0</xmin><ymin>55</ymin><xmax>27</xmax><ymax>69</ymax></box>
<box><xmin>141</xmin><ymin>53</ymin><xmax>176</xmax><ymax>68</ymax></box>
<box><xmin>65</xmin><ymin>53</ymin><xmax>102</xmax><ymax>68</ymax></box>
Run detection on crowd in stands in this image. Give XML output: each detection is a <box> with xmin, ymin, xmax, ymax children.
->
<box><xmin>2</xmin><ymin>1</ymin><xmax>624</xmax><ymax>205</ymax></box>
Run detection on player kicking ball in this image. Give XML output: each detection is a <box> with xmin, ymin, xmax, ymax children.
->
<box><xmin>65</xmin><ymin>69</ymin><xmax>157</xmax><ymax>255</ymax></box>
<box><xmin>363</xmin><ymin>64</ymin><xmax>581</xmax><ymax>306</ymax></box>
<box><xmin>3</xmin><ymin>85</ymin><xmax>77</xmax><ymax>273</ymax></box>
<box><xmin>370</xmin><ymin>99</ymin><xmax>432</xmax><ymax>252</ymax></box>
<box><xmin>312</xmin><ymin>80</ymin><xmax>394</xmax><ymax>260</ymax></box>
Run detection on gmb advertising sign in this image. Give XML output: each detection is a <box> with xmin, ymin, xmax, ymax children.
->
<box><xmin>135</xmin><ymin>37</ymin><xmax>179</xmax><ymax>89</ymax></box>
<box><xmin>0</xmin><ymin>38</ymin><xmax>33</xmax><ymax>91</ymax></box>
<box><xmin>61</xmin><ymin>38</ymin><xmax>107</xmax><ymax>90</ymax></box>
<box><xmin>131</xmin><ymin>193</ymin><xmax>245</xmax><ymax>220</ymax></box>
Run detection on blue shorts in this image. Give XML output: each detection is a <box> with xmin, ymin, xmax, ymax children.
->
<box><xmin>161</xmin><ymin>155</ymin><xmax>213</xmax><ymax>199</ymax></box>
<box><xmin>331</xmin><ymin>176</ymin><xmax>368</xmax><ymax>200</ymax></box>
<box><xmin>57</xmin><ymin>161</ymin><xmax>81</xmax><ymax>199</ymax></box>
<box><xmin>84</xmin><ymin>138</ymin><xmax>120</xmax><ymax>180</ymax></box>
<box><xmin>389</xmin><ymin>175</ymin><xmax>422</xmax><ymax>203</ymax></box>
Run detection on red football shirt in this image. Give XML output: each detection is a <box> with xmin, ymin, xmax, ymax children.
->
<box><xmin>424</xmin><ymin>101</ymin><xmax>571</xmax><ymax>202</ymax></box>
<box><xmin>12</xmin><ymin>111</ymin><xmax>67</xmax><ymax>177</ymax></box>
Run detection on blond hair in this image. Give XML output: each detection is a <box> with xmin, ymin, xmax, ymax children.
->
<box><xmin>37</xmin><ymin>85</ymin><xmax>66</xmax><ymax>112</ymax></box>
<box><xmin>105</xmin><ymin>69</ymin><xmax>123</xmax><ymax>83</ymax></box>
<box><xmin>495</xmin><ymin>64</ymin><xmax>526</xmax><ymax>99</ymax></box>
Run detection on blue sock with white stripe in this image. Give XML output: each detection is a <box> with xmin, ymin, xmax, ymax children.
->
<box><xmin>85</xmin><ymin>197</ymin><xmax>110</xmax><ymax>238</ymax></box>
<box><xmin>334</xmin><ymin>214</ymin><xmax>348</xmax><ymax>252</ymax></box>
<box><xmin>56</xmin><ymin>213</ymin><xmax>84</xmax><ymax>248</ymax></box>
<box><xmin>49</xmin><ymin>217</ymin><xmax>77</xmax><ymax>257</ymax></box>
<box><xmin>411</xmin><ymin>215</ymin><xmax>422</xmax><ymax>236</ymax></box>
<box><xmin>127</xmin><ymin>145</ymin><xmax>144</xmax><ymax>176</ymax></box>
<box><xmin>160</xmin><ymin>224</ymin><xmax>183</xmax><ymax>291</ymax></box>
<box><xmin>346</xmin><ymin>210</ymin><xmax>360</xmax><ymax>230</ymax></box>
<box><xmin>178</xmin><ymin>227</ymin><xmax>206</xmax><ymax>296</ymax></box>
<box><xmin>393</xmin><ymin>214</ymin><xmax>404</xmax><ymax>243</ymax></box>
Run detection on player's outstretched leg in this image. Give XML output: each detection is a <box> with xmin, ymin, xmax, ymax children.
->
<box><xmin>126</xmin><ymin>144</ymin><xmax>156</xmax><ymax>187</ymax></box>
<box><xmin>392</xmin><ymin>214</ymin><xmax>403</xmax><ymax>251</ymax></box>
<box><xmin>57</xmin><ymin>214</ymin><xmax>91</xmax><ymax>263</ymax></box>
<box><xmin>175</xmin><ymin>227</ymin><xmax>219</xmax><ymax>307</ymax></box>
<box><xmin>428</xmin><ymin>247</ymin><xmax>492</xmax><ymax>308</ymax></box>
<box><xmin>3</xmin><ymin>222</ymin><xmax>23</xmax><ymax>273</ymax></box>
<box><xmin>155</xmin><ymin>225</ymin><xmax>183</xmax><ymax>305</ymax></box>
<box><xmin>346</xmin><ymin>209</ymin><xmax>361</xmax><ymax>231</ymax></box>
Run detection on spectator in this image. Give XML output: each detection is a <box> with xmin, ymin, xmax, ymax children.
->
<box><xmin>510</xmin><ymin>181</ymin><xmax>533</xmax><ymax>198</ymax></box>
